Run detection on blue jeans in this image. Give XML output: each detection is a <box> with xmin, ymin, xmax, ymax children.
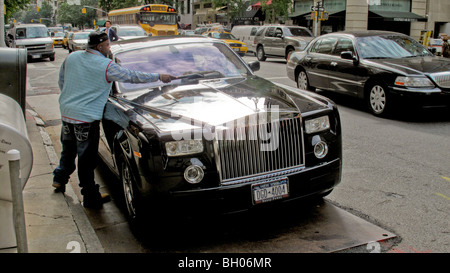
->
<box><xmin>53</xmin><ymin>121</ymin><xmax>100</xmax><ymax>196</ymax></box>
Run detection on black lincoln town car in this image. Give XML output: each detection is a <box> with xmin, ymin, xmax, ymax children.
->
<box><xmin>100</xmin><ymin>37</ymin><xmax>342</xmax><ymax>227</ymax></box>
<box><xmin>286</xmin><ymin>31</ymin><xmax>450</xmax><ymax>117</ymax></box>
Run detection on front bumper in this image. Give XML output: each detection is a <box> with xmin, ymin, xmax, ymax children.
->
<box><xmin>391</xmin><ymin>87</ymin><xmax>450</xmax><ymax>108</ymax></box>
<box><xmin>27</xmin><ymin>50</ymin><xmax>55</xmax><ymax>60</ymax></box>
<box><xmin>168</xmin><ymin>158</ymin><xmax>341</xmax><ymax>215</ymax></box>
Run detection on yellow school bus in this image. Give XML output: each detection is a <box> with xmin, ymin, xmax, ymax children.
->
<box><xmin>108</xmin><ymin>4</ymin><xmax>178</xmax><ymax>36</ymax></box>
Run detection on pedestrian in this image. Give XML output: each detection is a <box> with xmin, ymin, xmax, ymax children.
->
<box><xmin>53</xmin><ymin>31</ymin><xmax>175</xmax><ymax>209</ymax></box>
<box><xmin>442</xmin><ymin>35</ymin><xmax>450</xmax><ymax>58</ymax></box>
<box><xmin>104</xmin><ymin>20</ymin><xmax>119</xmax><ymax>42</ymax></box>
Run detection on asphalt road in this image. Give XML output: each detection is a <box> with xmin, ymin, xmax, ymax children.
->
<box><xmin>26</xmin><ymin>47</ymin><xmax>450</xmax><ymax>253</ymax></box>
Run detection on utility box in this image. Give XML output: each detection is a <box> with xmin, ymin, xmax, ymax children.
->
<box><xmin>0</xmin><ymin>93</ymin><xmax>33</xmax><ymax>251</ymax></box>
<box><xmin>0</xmin><ymin>48</ymin><xmax>27</xmax><ymax>114</ymax></box>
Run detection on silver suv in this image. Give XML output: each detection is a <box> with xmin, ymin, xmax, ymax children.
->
<box><xmin>254</xmin><ymin>25</ymin><xmax>314</xmax><ymax>61</ymax></box>
<box><xmin>7</xmin><ymin>24</ymin><xmax>55</xmax><ymax>61</ymax></box>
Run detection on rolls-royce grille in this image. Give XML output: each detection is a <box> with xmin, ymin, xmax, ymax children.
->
<box><xmin>430</xmin><ymin>72</ymin><xmax>450</xmax><ymax>88</ymax></box>
<box><xmin>215</xmin><ymin>118</ymin><xmax>304</xmax><ymax>184</ymax></box>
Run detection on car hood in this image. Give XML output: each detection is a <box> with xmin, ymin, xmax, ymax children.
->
<box><xmin>15</xmin><ymin>37</ymin><xmax>52</xmax><ymax>45</ymax></box>
<box><xmin>119</xmin><ymin>77</ymin><xmax>332</xmax><ymax>133</ymax></box>
<box><xmin>73</xmin><ymin>39</ymin><xmax>88</xmax><ymax>44</ymax></box>
<box><xmin>366</xmin><ymin>56</ymin><xmax>450</xmax><ymax>75</ymax></box>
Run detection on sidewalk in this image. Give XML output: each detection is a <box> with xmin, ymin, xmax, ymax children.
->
<box><xmin>19</xmin><ymin>108</ymin><xmax>104</xmax><ymax>253</ymax></box>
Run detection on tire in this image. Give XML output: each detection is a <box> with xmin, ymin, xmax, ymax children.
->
<box><xmin>120</xmin><ymin>158</ymin><xmax>143</xmax><ymax>228</ymax></box>
<box><xmin>49</xmin><ymin>55</ymin><xmax>55</xmax><ymax>62</ymax></box>
<box><xmin>256</xmin><ymin>46</ymin><xmax>266</xmax><ymax>61</ymax></box>
<box><xmin>296</xmin><ymin>69</ymin><xmax>315</xmax><ymax>91</ymax></box>
<box><xmin>286</xmin><ymin>48</ymin><xmax>294</xmax><ymax>60</ymax></box>
<box><xmin>366</xmin><ymin>82</ymin><xmax>391</xmax><ymax>117</ymax></box>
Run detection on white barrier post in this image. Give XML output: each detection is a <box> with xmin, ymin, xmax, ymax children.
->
<box><xmin>8</xmin><ymin>149</ymin><xmax>28</xmax><ymax>253</ymax></box>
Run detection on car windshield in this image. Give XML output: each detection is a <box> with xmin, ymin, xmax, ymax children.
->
<box><xmin>357</xmin><ymin>35</ymin><xmax>433</xmax><ymax>59</ymax></box>
<box><xmin>54</xmin><ymin>32</ymin><xmax>65</xmax><ymax>37</ymax></box>
<box><xmin>16</xmin><ymin>26</ymin><xmax>49</xmax><ymax>39</ymax></box>
<box><xmin>118</xmin><ymin>28</ymin><xmax>147</xmax><ymax>36</ymax></box>
<box><xmin>211</xmin><ymin>32</ymin><xmax>238</xmax><ymax>40</ymax></box>
<box><xmin>285</xmin><ymin>27</ymin><xmax>313</xmax><ymax>37</ymax></box>
<box><xmin>115</xmin><ymin>42</ymin><xmax>250</xmax><ymax>92</ymax></box>
<box><xmin>74</xmin><ymin>33</ymin><xmax>89</xmax><ymax>39</ymax></box>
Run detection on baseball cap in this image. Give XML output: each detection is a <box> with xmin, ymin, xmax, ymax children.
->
<box><xmin>88</xmin><ymin>31</ymin><xmax>109</xmax><ymax>46</ymax></box>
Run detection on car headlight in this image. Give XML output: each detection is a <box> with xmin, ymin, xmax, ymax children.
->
<box><xmin>395</xmin><ymin>76</ymin><xmax>434</xmax><ymax>87</ymax></box>
<box><xmin>305</xmin><ymin>116</ymin><xmax>330</xmax><ymax>134</ymax></box>
<box><xmin>165</xmin><ymin>140</ymin><xmax>203</xmax><ymax>156</ymax></box>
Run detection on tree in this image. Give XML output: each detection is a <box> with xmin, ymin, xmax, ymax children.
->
<box><xmin>261</xmin><ymin>0</ymin><xmax>293</xmax><ymax>23</ymax></box>
<box><xmin>57</xmin><ymin>0</ymin><xmax>97</xmax><ymax>29</ymax></box>
<box><xmin>4</xmin><ymin>0</ymin><xmax>31</xmax><ymax>22</ymax></box>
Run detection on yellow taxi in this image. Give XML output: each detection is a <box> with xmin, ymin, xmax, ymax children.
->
<box><xmin>205</xmin><ymin>31</ymin><xmax>248</xmax><ymax>56</ymax></box>
<box><xmin>52</xmin><ymin>32</ymin><xmax>65</xmax><ymax>47</ymax></box>
<box><xmin>62</xmin><ymin>32</ymin><xmax>72</xmax><ymax>49</ymax></box>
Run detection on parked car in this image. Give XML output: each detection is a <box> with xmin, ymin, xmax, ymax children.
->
<box><xmin>231</xmin><ymin>25</ymin><xmax>261</xmax><ymax>54</ymax></box>
<box><xmin>7</xmin><ymin>23</ymin><xmax>55</xmax><ymax>61</ymax></box>
<box><xmin>100</xmin><ymin>36</ymin><xmax>342</xmax><ymax>227</ymax></box>
<box><xmin>204</xmin><ymin>31</ymin><xmax>248</xmax><ymax>56</ymax></box>
<box><xmin>52</xmin><ymin>32</ymin><xmax>65</xmax><ymax>47</ymax></box>
<box><xmin>68</xmin><ymin>31</ymin><xmax>90</xmax><ymax>52</ymax></box>
<box><xmin>287</xmin><ymin>30</ymin><xmax>450</xmax><ymax>117</ymax></box>
<box><xmin>254</xmin><ymin>25</ymin><xmax>314</xmax><ymax>61</ymax></box>
<box><xmin>111</xmin><ymin>24</ymin><xmax>149</xmax><ymax>40</ymax></box>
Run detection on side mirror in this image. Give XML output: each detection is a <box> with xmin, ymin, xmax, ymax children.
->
<box><xmin>247</xmin><ymin>61</ymin><xmax>260</xmax><ymax>72</ymax></box>
<box><xmin>148</xmin><ymin>33</ymin><xmax>152</xmax><ymax>37</ymax></box>
<box><xmin>341</xmin><ymin>51</ymin><xmax>358</xmax><ymax>63</ymax></box>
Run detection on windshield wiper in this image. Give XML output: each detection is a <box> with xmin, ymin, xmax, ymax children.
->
<box><xmin>176</xmin><ymin>70</ymin><xmax>224</xmax><ymax>80</ymax></box>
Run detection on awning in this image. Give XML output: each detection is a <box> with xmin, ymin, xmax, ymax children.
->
<box><xmin>369</xmin><ymin>10</ymin><xmax>426</xmax><ymax>22</ymax></box>
<box><xmin>252</xmin><ymin>0</ymin><xmax>272</xmax><ymax>8</ymax></box>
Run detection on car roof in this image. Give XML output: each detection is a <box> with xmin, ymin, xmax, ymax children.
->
<box><xmin>322</xmin><ymin>30</ymin><xmax>408</xmax><ymax>38</ymax></box>
<box><xmin>111</xmin><ymin>36</ymin><xmax>223</xmax><ymax>54</ymax></box>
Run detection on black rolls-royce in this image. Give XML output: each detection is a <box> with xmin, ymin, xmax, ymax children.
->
<box><xmin>99</xmin><ymin>37</ymin><xmax>342</xmax><ymax>226</ymax></box>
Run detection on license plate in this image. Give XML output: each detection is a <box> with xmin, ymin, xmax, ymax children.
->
<box><xmin>252</xmin><ymin>178</ymin><xmax>289</xmax><ymax>204</ymax></box>
<box><xmin>233</xmin><ymin>48</ymin><xmax>240</xmax><ymax>51</ymax></box>
<box><xmin>31</xmin><ymin>54</ymin><xmax>41</xmax><ymax>59</ymax></box>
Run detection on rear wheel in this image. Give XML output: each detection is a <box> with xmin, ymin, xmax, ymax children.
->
<box><xmin>256</xmin><ymin>46</ymin><xmax>266</xmax><ymax>61</ymax></box>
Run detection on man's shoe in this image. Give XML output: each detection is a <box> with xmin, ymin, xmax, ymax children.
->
<box><xmin>52</xmin><ymin>181</ymin><xmax>66</xmax><ymax>193</ymax></box>
<box><xmin>83</xmin><ymin>193</ymin><xmax>111</xmax><ymax>209</ymax></box>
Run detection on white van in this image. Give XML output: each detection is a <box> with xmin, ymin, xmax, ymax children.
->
<box><xmin>231</xmin><ymin>25</ymin><xmax>261</xmax><ymax>54</ymax></box>
<box><xmin>7</xmin><ymin>24</ymin><xmax>55</xmax><ymax>61</ymax></box>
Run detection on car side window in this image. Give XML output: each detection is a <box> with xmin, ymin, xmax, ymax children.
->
<box><xmin>266</xmin><ymin>27</ymin><xmax>275</xmax><ymax>37</ymax></box>
<box><xmin>310</xmin><ymin>37</ymin><xmax>337</xmax><ymax>54</ymax></box>
<box><xmin>275</xmin><ymin>28</ymin><xmax>283</xmax><ymax>37</ymax></box>
<box><xmin>333</xmin><ymin>38</ymin><xmax>355</xmax><ymax>56</ymax></box>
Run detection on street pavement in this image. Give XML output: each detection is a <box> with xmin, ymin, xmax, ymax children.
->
<box><xmin>5</xmin><ymin>107</ymin><xmax>104</xmax><ymax>253</ymax></box>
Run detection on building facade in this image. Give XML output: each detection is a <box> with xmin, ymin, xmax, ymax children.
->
<box><xmin>290</xmin><ymin>0</ymin><xmax>450</xmax><ymax>40</ymax></box>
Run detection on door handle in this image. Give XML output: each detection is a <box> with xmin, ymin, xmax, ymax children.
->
<box><xmin>330</xmin><ymin>62</ymin><xmax>338</xmax><ymax>66</ymax></box>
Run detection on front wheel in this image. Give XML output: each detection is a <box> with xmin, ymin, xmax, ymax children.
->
<box><xmin>366</xmin><ymin>83</ymin><xmax>391</xmax><ymax>117</ymax></box>
<box><xmin>120</xmin><ymin>159</ymin><xmax>142</xmax><ymax>227</ymax></box>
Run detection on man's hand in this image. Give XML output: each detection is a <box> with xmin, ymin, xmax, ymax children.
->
<box><xmin>159</xmin><ymin>74</ymin><xmax>177</xmax><ymax>83</ymax></box>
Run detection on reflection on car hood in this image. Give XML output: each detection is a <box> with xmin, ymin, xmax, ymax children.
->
<box><xmin>122</xmin><ymin>77</ymin><xmax>331</xmax><ymax>132</ymax></box>
<box><xmin>367</xmin><ymin>56</ymin><xmax>450</xmax><ymax>75</ymax></box>
<box><xmin>73</xmin><ymin>39</ymin><xmax>88</xmax><ymax>44</ymax></box>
